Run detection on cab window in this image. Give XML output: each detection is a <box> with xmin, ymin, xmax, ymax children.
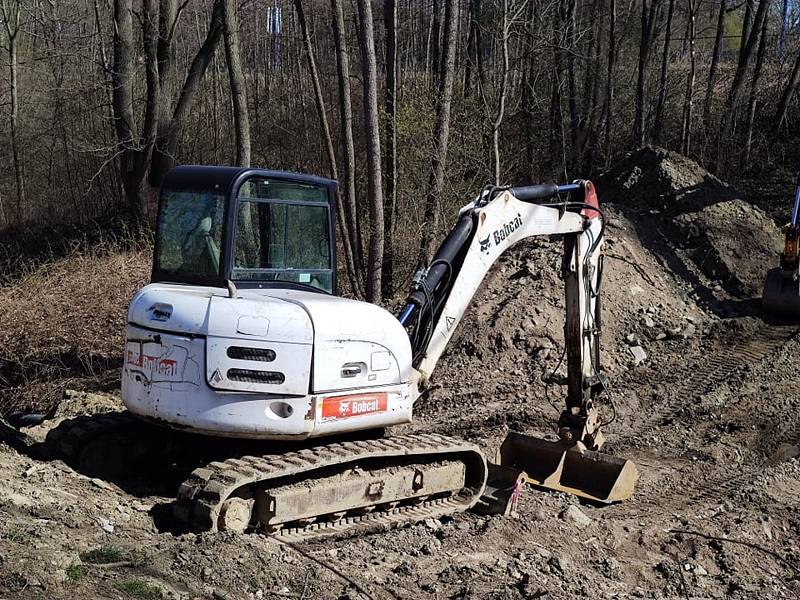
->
<box><xmin>233</xmin><ymin>178</ymin><xmax>332</xmax><ymax>292</ymax></box>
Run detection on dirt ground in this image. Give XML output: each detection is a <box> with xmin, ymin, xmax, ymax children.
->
<box><xmin>1</xmin><ymin>147</ymin><xmax>799</xmax><ymax>599</ymax></box>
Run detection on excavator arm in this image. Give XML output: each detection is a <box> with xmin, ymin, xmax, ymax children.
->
<box><xmin>399</xmin><ymin>180</ymin><xmax>637</xmax><ymax>503</ymax></box>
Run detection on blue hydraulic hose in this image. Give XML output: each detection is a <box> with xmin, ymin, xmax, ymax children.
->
<box><xmin>792</xmin><ymin>176</ymin><xmax>800</xmax><ymax>226</ymax></box>
<box><xmin>398</xmin><ymin>303</ymin><xmax>415</xmax><ymax>326</ymax></box>
<box><xmin>556</xmin><ymin>183</ymin><xmax>582</xmax><ymax>194</ymax></box>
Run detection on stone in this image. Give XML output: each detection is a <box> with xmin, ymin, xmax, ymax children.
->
<box><xmin>629</xmin><ymin>345</ymin><xmax>647</xmax><ymax>365</ymax></box>
<box><xmin>681</xmin><ymin>323</ymin><xmax>696</xmax><ymax>338</ymax></box>
<box><xmin>424</xmin><ymin>518</ymin><xmax>441</xmax><ymax>531</ymax></box>
<box><xmin>98</xmin><ymin>517</ymin><xmax>114</xmax><ymax>534</ymax></box>
<box><xmin>561</xmin><ymin>505</ymin><xmax>592</xmax><ymax>527</ymax></box>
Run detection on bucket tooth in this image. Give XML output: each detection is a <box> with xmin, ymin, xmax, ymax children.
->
<box><xmin>495</xmin><ymin>431</ymin><xmax>638</xmax><ymax>503</ymax></box>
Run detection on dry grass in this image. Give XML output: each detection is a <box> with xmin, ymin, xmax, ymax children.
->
<box><xmin>0</xmin><ymin>244</ymin><xmax>151</xmax><ymax>415</ymax></box>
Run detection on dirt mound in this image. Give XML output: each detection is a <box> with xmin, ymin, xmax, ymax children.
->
<box><xmin>597</xmin><ymin>146</ymin><xmax>739</xmax><ymax>214</ymax></box>
<box><xmin>418</xmin><ymin>205</ymin><xmax>708</xmax><ymax>445</ymax></box>
<box><xmin>675</xmin><ymin>200</ymin><xmax>782</xmax><ymax>296</ymax></box>
<box><xmin>597</xmin><ymin>147</ymin><xmax>782</xmax><ymax>299</ymax></box>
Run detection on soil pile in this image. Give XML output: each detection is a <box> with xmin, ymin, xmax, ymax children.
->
<box><xmin>675</xmin><ymin>199</ymin><xmax>782</xmax><ymax>296</ymax></box>
<box><xmin>597</xmin><ymin>146</ymin><xmax>782</xmax><ymax>299</ymax></box>
<box><xmin>597</xmin><ymin>146</ymin><xmax>738</xmax><ymax>214</ymax></box>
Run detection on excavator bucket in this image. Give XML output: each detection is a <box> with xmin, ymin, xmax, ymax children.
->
<box><xmin>496</xmin><ymin>431</ymin><xmax>638</xmax><ymax>503</ymax></box>
<box><xmin>762</xmin><ymin>267</ymin><xmax>800</xmax><ymax>315</ymax></box>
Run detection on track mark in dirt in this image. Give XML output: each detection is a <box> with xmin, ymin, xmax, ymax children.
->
<box><xmin>608</xmin><ymin>321</ymin><xmax>800</xmax><ymax>519</ymax></box>
<box><xmin>618</xmin><ymin>321</ymin><xmax>799</xmax><ymax>447</ymax></box>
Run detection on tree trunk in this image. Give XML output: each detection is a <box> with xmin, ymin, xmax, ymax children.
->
<box><xmin>779</xmin><ymin>0</ymin><xmax>789</xmax><ymax>62</ymax></box>
<box><xmin>490</xmin><ymin>0</ymin><xmax>513</xmax><ymax>185</ymax></box>
<box><xmin>633</xmin><ymin>0</ymin><xmax>661</xmax><ymax>148</ymax></box>
<box><xmin>680</xmin><ymin>0</ymin><xmax>697</xmax><ymax>154</ymax></box>
<box><xmin>149</xmin><ymin>2</ymin><xmax>224</xmax><ymax>187</ymax></box>
<box><xmin>0</xmin><ymin>0</ymin><xmax>25</xmax><ymax>222</ymax></box>
<box><xmin>720</xmin><ymin>0</ymin><xmax>768</xmax><ymax>142</ymax></box>
<box><xmin>774</xmin><ymin>47</ymin><xmax>800</xmax><ymax>133</ymax></box>
<box><xmin>294</xmin><ymin>0</ymin><xmax>362</xmax><ymax>298</ymax></box>
<box><xmin>743</xmin><ymin>13</ymin><xmax>768</xmax><ymax>164</ymax></box>
<box><xmin>653</xmin><ymin>0</ymin><xmax>674</xmax><ymax>143</ymax></box>
<box><xmin>702</xmin><ymin>0</ymin><xmax>727</xmax><ymax>131</ymax></box>
<box><xmin>418</xmin><ymin>0</ymin><xmax>459</xmax><ymax>264</ymax></box>
<box><xmin>603</xmin><ymin>0</ymin><xmax>616</xmax><ymax>162</ymax></box>
<box><xmin>522</xmin><ymin>0</ymin><xmax>538</xmax><ymax>182</ymax></box>
<box><xmin>565</xmin><ymin>0</ymin><xmax>579</xmax><ymax>162</ymax></box>
<box><xmin>330</xmin><ymin>0</ymin><xmax>364</xmax><ymax>280</ymax></box>
<box><xmin>221</xmin><ymin>0</ymin><xmax>250</xmax><ymax>167</ymax></box>
<box><xmin>383</xmin><ymin>0</ymin><xmax>398</xmax><ymax>298</ymax></box>
<box><xmin>112</xmin><ymin>0</ymin><xmax>140</xmax><ymax>220</ymax></box>
<box><xmin>355</xmin><ymin>0</ymin><xmax>385</xmax><ymax>302</ymax></box>
<box><xmin>431</xmin><ymin>0</ymin><xmax>441</xmax><ymax>84</ymax></box>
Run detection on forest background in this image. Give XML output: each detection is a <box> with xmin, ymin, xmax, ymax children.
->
<box><xmin>0</xmin><ymin>0</ymin><xmax>798</xmax><ymax>301</ymax></box>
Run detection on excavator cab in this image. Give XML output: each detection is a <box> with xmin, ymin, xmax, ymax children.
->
<box><xmin>152</xmin><ymin>166</ymin><xmax>338</xmax><ymax>293</ymax></box>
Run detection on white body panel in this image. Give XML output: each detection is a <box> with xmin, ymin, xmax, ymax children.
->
<box><xmin>122</xmin><ymin>284</ymin><xmax>415</xmax><ymax>439</ymax></box>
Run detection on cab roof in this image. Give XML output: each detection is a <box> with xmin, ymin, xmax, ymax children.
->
<box><xmin>161</xmin><ymin>165</ymin><xmax>337</xmax><ymax>195</ymax></box>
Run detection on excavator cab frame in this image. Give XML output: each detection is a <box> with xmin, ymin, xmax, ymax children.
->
<box><xmin>151</xmin><ymin>166</ymin><xmax>338</xmax><ymax>294</ymax></box>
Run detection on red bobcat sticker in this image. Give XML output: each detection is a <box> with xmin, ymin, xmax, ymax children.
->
<box><xmin>321</xmin><ymin>392</ymin><xmax>388</xmax><ymax>420</ymax></box>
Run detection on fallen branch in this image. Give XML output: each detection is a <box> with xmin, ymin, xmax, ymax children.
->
<box><xmin>271</xmin><ymin>537</ymin><xmax>382</xmax><ymax>600</ymax></box>
<box><xmin>670</xmin><ymin>528</ymin><xmax>800</xmax><ymax>574</ymax></box>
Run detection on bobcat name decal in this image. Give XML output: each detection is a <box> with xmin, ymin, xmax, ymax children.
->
<box><xmin>481</xmin><ymin>213</ymin><xmax>524</xmax><ymax>254</ymax></box>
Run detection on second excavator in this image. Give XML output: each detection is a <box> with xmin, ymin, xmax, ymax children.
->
<box><xmin>763</xmin><ymin>173</ymin><xmax>800</xmax><ymax>314</ymax></box>
<box><xmin>113</xmin><ymin>166</ymin><xmax>636</xmax><ymax>538</ymax></box>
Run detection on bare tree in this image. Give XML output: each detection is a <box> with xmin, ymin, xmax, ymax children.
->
<box><xmin>383</xmin><ymin>0</ymin><xmax>398</xmax><ymax>297</ymax></box>
<box><xmin>419</xmin><ymin>0</ymin><xmax>459</xmax><ymax>263</ymax></box>
<box><xmin>653</xmin><ymin>0</ymin><xmax>674</xmax><ymax>143</ymax></box>
<box><xmin>603</xmin><ymin>0</ymin><xmax>617</xmax><ymax>162</ymax></box>
<box><xmin>294</xmin><ymin>0</ymin><xmax>361</xmax><ymax>297</ymax></box>
<box><xmin>720</xmin><ymin>0</ymin><xmax>769</xmax><ymax>143</ymax></box>
<box><xmin>221</xmin><ymin>0</ymin><xmax>250</xmax><ymax>167</ymax></box>
<box><xmin>680</xmin><ymin>0</ymin><xmax>698</xmax><ymax>154</ymax></box>
<box><xmin>774</xmin><ymin>46</ymin><xmax>800</xmax><ymax>133</ymax></box>
<box><xmin>0</xmin><ymin>0</ymin><xmax>25</xmax><ymax>220</ymax></box>
<box><xmin>112</xmin><ymin>0</ymin><xmax>159</xmax><ymax>221</ymax></box>
<box><xmin>149</xmin><ymin>2</ymin><xmax>224</xmax><ymax>187</ymax></box>
<box><xmin>355</xmin><ymin>0</ymin><xmax>385</xmax><ymax>302</ymax></box>
<box><xmin>702</xmin><ymin>0</ymin><xmax>727</xmax><ymax>131</ymax></box>
<box><xmin>485</xmin><ymin>0</ymin><xmax>526</xmax><ymax>184</ymax></box>
<box><xmin>633</xmin><ymin>0</ymin><xmax>662</xmax><ymax>148</ymax></box>
<box><xmin>743</xmin><ymin>13</ymin><xmax>768</xmax><ymax>164</ymax></box>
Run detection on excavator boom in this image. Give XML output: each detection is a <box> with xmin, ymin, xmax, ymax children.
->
<box><xmin>400</xmin><ymin>180</ymin><xmax>637</xmax><ymax>502</ymax></box>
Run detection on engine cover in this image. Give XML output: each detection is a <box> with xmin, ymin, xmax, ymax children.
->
<box><xmin>122</xmin><ymin>284</ymin><xmax>415</xmax><ymax>439</ymax></box>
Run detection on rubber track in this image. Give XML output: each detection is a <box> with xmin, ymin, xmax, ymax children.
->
<box><xmin>42</xmin><ymin>412</ymin><xmax>138</xmax><ymax>461</ymax></box>
<box><xmin>174</xmin><ymin>432</ymin><xmax>487</xmax><ymax>541</ymax></box>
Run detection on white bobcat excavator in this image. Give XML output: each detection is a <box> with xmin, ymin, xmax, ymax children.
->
<box><xmin>120</xmin><ymin>166</ymin><xmax>636</xmax><ymax>538</ymax></box>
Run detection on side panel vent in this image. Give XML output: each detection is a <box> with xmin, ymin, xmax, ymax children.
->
<box><xmin>227</xmin><ymin>346</ymin><xmax>277</xmax><ymax>362</ymax></box>
<box><xmin>227</xmin><ymin>369</ymin><xmax>285</xmax><ymax>384</ymax></box>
